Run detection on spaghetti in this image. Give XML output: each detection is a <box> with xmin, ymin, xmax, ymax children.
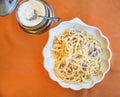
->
<box><xmin>51</xmin><ymin>26</ymin><xmax>103</xmax><ymax>84</ymax></box>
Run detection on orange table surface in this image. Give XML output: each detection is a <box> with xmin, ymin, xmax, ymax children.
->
<box><xmin>0</xmin><ymin>0</ymin><xmax>120</xmax><ymax>97</ymax></box>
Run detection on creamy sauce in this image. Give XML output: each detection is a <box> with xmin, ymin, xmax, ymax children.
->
<box><xmin>18</xmin><ymin>0</ymin><xmax>45</xmax><ymax>27</ymax></box>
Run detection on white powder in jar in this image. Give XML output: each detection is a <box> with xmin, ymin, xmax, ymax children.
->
<box><xmin>17</xmin><ymin>0</ymin><xmax>45</xmax><ymax>27</ymax></box>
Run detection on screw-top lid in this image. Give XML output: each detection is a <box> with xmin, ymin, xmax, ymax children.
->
<box><xmin>0</xmin><ymin>0</ymin><xmax>18</xmax><ymax>16</ymax></box>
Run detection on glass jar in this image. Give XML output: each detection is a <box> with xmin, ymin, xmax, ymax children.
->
<box><xmin>16</xmin><ymin>0</ymin><xmax>54</xmax><ymax>34</ymax></box>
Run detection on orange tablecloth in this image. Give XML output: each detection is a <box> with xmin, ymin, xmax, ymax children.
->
<box><xmin>0</xmin><ymin>0</ymin><xmax>120</xmax><ymax>97</ymax></box>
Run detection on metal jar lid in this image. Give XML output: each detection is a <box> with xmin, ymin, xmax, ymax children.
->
<box><xmin>0</xmin><ymin>0</ymin><xmax>18</xmax><ymax>16</ymax></box>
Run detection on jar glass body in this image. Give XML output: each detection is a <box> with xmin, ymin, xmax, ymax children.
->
<box><xmin>16</xmin><ymin>0</ymin><xmax>54</xmax><ymax>34</ymax></box>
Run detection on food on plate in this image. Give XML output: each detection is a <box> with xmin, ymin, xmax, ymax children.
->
<box><xmin>51</xmin><ymin>26</ymin><xmax>103</xmax><ymax>84</ymax></box>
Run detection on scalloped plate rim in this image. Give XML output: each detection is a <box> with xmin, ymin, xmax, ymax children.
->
<box><xmin>43</xmin><ymin>17</ymin><xmax>112</xmax><ymax>90</ymax></box>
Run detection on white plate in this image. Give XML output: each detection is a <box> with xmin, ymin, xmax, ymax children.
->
<box><xmin>43</xmin><ymin>18</ymin><xmax>112</xmax><ymax>90</ymax></box>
